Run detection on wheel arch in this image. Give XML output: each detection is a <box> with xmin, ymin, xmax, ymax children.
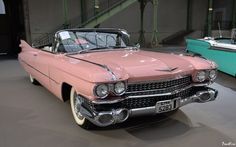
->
<box><xmin>61</xmin><ymin>82</ymin><xmax>72</xmax><ymax>102</ymax></box>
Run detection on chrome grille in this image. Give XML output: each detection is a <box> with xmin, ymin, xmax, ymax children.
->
<box><xmin>89</xmin><ymin>76</ymin><xmax>194</xmax><ymax>111</ymax></box>
<box><xmin>121</xmin><ymin>88</ymin><xmax>192</xmax><ymax>109</ymax></box>
<box><xmin>91</xmin><ymin>87</ymin><xmax>194</xmax><ymax>111</ymax></box>
<box><xmin>126</xmin><ymin>76</ymin><xmax>192</xmax><ymax>97</ymax></box>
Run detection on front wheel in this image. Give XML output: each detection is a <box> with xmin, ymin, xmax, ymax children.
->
<box><xmin>70</xmin><ymin>87</ymin><xmax>94</xmax><ymax>129</ymax></box>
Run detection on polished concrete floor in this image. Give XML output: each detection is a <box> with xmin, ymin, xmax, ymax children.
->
<box><xmin>0</xmin><ymin>57</ymin><xmax>236</xmax><ymax>147</ymax></box>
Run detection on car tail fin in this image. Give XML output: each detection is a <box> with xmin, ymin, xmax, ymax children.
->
<box><xmin>19</xmin><ymin>40</ymin><xmax>32</xmax><ymax>51</ymax></box>
<box><xmin>19</xmin><ymin>40</ymin><xmax>33</xmax><ymax>51</ymax></box>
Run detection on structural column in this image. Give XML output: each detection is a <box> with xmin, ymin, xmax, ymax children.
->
<box><xmin>80</xmin><ymin>0</ymin><xmax>86</xmax><ymax>23</ymax></box>
<box><xmin>22</xmin><ymin>0</ymin><xmax>31</xmax><ymax>43</ymax></box>
<box><xmin>138</xmin><ymin>0</ymin><xmax>147</xmax><ymax>47</ymax></box>
<box><xmin>63</xmin><ymin>0</ymin><xmax>69</xmax><ymax>28</ymax></box>
<box><xmin>94</xmin><ymin>0</ymin><xmax>100</xmax><ymax>28</ymax></box>
<box><xmin>94</xmin><ymin>0</ymin><xmax>100</xmax><ymax>15</ymax></box>
<box><xmin>186</xmin><ymin>0</ymin><xmax>192</xmax><ymax>31</ymax></box>
<box><xmin>207</xmin><ymin>0</ymin><xmax>213</xmax><ymax>36</ymax></box>
<box><xmin>151</xmin><ymin>0</ymin><xmax>159</xmax><ymax>47</ymax></box>
<box><xmin>232</xmin><ymin>0</ymin><xmax>236</xmax><ymax>28</ymax></box>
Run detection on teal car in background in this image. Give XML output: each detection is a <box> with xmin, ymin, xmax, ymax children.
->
<box><xmin>186</xmin><ymin>38</ymin><xmax>236</xmax><ymax>77</ymax></box>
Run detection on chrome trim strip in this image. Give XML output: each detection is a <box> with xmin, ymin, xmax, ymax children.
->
<box><xmin>128</xmin><ymin>92</ymin><xmax>173</xmax><ymax>98</ymax></box>
<box><xmin>192</xmin><ymin>82</ymin><xmax>211</xmax><ymax>87</ymax></box>
<box><xmin>103</xmin><ymin>65</ymin><xmax>117</xmax><ymax>81</ymax></box>
<box><xmin>20</xmin><ymin>59</ymin><xmax>60</xmax><ymax>84</ymax></box>
<box><xmin>92</xmin><ymin>98</ymin><xmax>124</xmax><ymax>104</ymax></box>
<box><xmin>66</xmin><ymin>55</ymin><xmax>117</xmax><ymax>81</ymax></box>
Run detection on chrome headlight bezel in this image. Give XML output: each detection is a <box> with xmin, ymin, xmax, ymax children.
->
<box><xmin>209</xmin><ymin>69</ymin><xmax>217</xmax><ymax>81</ymax></box>
<box><xmin>114</xmin><ymin>82</ymin><xmax>126</xmax><ymax>96</ymax></box>
<box><xmin>195</xmin><ymin>71</ymin><xmax>207</xmax><ymax>82</ymax></box>
<box><xmin>94</xmin><ymin>84</ymin><xmax>109</xmax><ymax>99</ymax></box>
<box><xmin>94</xmin><ymin>82</ymin><xmax>126</xmax><ymax>99</ymax></box>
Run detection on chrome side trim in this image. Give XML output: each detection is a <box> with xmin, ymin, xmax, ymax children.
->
<box><xmin>102</xmin><ymin>65</ymin><xmax>117</xmax><ymax>81</ymax></box>
<box><xmin>66</xmin><ymin>55</ymin><xmax>117</xmax><ymax>81</ymax></box>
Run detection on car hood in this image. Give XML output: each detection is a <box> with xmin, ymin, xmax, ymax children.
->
<box><xmin>69</xmin><ymin>50</ymin><xmax>199</xmax><ymax>82</ymax></box>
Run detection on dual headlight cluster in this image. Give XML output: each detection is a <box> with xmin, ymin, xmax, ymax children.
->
<box><xmin>195</xmin><ymin>69</ymin><xmax>217</xmax><ymax>82</ymax></box>
<box><xmin>94</xmin><ymin>82</ymin><xmax>126</xmax><ymax>99</ymax></box>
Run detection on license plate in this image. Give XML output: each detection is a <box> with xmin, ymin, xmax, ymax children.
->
<box><xmin>156</xmin><ymin>98</ymin><xmax>180</xmax><ymax>113</ymax></box>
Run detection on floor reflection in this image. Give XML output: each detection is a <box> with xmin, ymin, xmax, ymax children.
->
<box><xmin>125</xmin><ymin>110</ymin><xmax>192</xmax><ymax>141</ymax></box>
<box><xmin>216</xmin><ymin>71</ymin><xmax>236</xmax><ymax>91</ymax></box>
<box><xmin>91</xmin><ymin>109</ymin><xmax>234</xmax><ymax>147</ymax></box>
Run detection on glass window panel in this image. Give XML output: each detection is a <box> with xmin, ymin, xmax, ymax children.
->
<box><xmin>0</xmin><ymin>0</ymin><xmax>6</xmax><ymax>14</ymax></box>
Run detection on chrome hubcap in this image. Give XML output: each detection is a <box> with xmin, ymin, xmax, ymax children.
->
<box><xmin>73</xmin><ymin>92</ymin><xmax>84</xmax><ymax>120</ymax></box>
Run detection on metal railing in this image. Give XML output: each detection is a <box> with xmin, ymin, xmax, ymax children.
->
<box><xmin>212</xmin><ymin>21</ymin><xmax>233</xmax><ymax>30</ymax></box>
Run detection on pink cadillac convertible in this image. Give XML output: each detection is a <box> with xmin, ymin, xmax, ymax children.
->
<box><xmin>19</xmin><ymin>28</ymin><xmax>218</xmax><ymax>129</ymax></box>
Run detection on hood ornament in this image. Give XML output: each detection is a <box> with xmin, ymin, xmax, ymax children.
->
<box><xmin>156</xmin><ymin>67</ymin><xmax>178</xmax><ymax>72</ymax></box>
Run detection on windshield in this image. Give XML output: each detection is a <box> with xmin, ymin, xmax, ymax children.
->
<box><xmin>57</xmin><ymin>31</ymin><xmax>129</xmax><ymax>53</ymax></box>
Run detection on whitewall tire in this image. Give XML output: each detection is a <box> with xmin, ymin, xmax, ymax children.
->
<box><xmin>70</xmin><ymin>87</ymin><xmax>94</xmax><ymax>129</ymax></box>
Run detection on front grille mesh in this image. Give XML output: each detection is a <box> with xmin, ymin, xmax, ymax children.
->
<box><xmin>126</xmin><ymin>76</ymin><xmax>192</xmax><ymax>97</ymax></box>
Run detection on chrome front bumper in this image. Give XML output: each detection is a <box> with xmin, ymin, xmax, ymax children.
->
<box><xmin>78</xmin><ymin>87</ymin><xmax>218</xmax><ymax>127</ymax></box>
<box><xmin>130</xmin><ymin>88</ymin><xmax>217</xmax><ymax>116</ymax></box>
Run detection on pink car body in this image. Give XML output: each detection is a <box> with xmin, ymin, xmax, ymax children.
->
<box><xmin>18</xmin><ymin>28</ymin><xmax>218</xmax><ymax>128</ymax></box>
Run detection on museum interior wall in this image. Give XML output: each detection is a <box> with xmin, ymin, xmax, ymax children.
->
<box><xmin>26</xmin><ymin>0</ymin><xmax>209</xmax><ymax>44</ymax></box>
<box><xmin>100</xmin><ymin>0</ymin><xmax>208</xmax><ymax>43</ymax></box>
<box><xmin>28</xmin><ymin>0</ymin><xmax>81</xmax><ymax>41</ymax></box>
<box><xmin>1</xmin><ymin>0</ymin><xmax>233</xmax><ymax>52</ymax></box>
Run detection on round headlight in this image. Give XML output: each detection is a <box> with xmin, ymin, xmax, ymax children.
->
<box><xmin>95</xmin><ymin>84</ymin><xmax>109</xmax><ymax>98</ymax></box>
<box><xmin>114</xmin><ymin>82</ymin><xmax>126</xmax><ymax>95</ymax></box>
<box><xmin>196</xmin><ymin>71</ymin><xmax>206</xmax><ymax>82</ymax></box>
<box><xmin>209</xmin><ymin>70</ymin><xmax>217</xmax><ymax>80</ymax></box>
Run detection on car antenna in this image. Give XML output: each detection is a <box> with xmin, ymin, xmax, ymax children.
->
<box><xmin>218</xmin><ymin>22</ymin><xmax>223</xmax><ymax>38</ymax></box>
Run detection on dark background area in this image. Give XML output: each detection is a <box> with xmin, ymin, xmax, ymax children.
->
<box><xmin>0</xmin><ymin>0</ymin><xmax>25</xmax><ymax>55</ymax></box>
